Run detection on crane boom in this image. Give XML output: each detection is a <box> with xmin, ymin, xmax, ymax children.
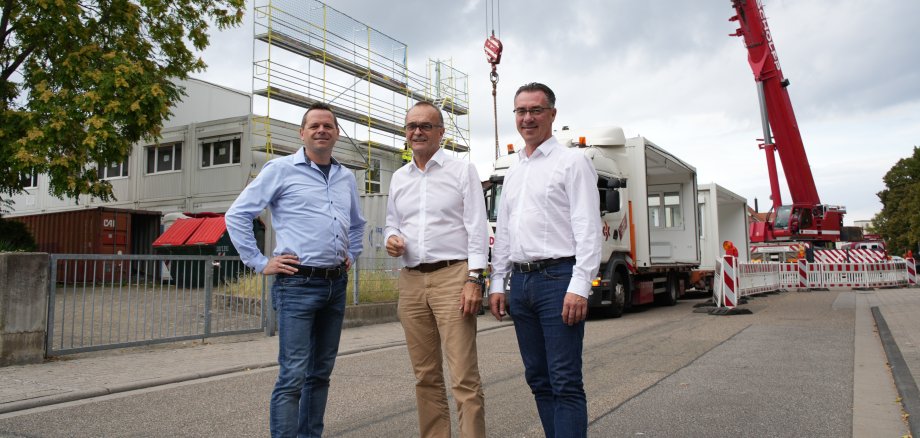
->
<box><xmin>729</xmin><ymin>0</ymin><xmax>845</xmax><ymax>244</ymax></box>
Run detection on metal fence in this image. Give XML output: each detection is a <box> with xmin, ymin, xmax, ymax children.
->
<box><xmin>48</xmin><ymin>255</ymin><xmax>267</xmax><ymax>355</ymax></box>
<box><xmin>350</xmin><ymin>255</ymin><xmax>400</xmax><ymax>305</ymax></box>
<box><xmin>47</xmin><ymin>254</ymin><xmax>404</xmax><ymax>355</ymax></box>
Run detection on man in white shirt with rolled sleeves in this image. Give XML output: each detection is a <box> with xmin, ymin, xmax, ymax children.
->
<box><xmin>385</xmin><ymin>101</ymin><xmax>490</xmax><ymax>438</ymax></box>
<box><xmin>489</xmin><ymin>82</ymin><xmax>601</xmax><ymax>438</ymax></box>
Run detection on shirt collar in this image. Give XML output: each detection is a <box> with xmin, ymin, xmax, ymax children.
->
<box><xmin>297</xmin><ymin>148</ymin><xmax>340</xmax><ymax>167</ymax></box>
<box><xmin>410</xmin><ymin>147</ymin><xmax>445</xmax><ymax>173</ymax></box>
<box><xmin>518</xmin><ymin>136</ymin><xmax>560</xmax><ymax>162</ymax></box>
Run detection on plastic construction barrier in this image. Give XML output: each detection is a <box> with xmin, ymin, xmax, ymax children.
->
<box><xmin>775</xmin><ymin>261</ymin><xmax>909</xmax><ymax>290</ymax></box>
<box><xmin>736</xmin><ymin>261</ymin><xmax>783</xmax><ymax>297</ymax></box>
<box><xmin>907</xmin><ymin>258</ymin><xmax>917</xmax><ymax>286</ymax></box>
<box><xmin>715</xmin><ymin>257</ymin><xmax>914</xmax><ymax>309</ymax></box>
<box><xmin>715</xmin><ymin>255</ymin><xmax>738</xmax><ymax>308</ymax></box>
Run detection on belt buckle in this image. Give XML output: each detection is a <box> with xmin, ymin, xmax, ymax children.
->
<box><xmin>520</xmin><ymin>262</ymin><xmax>535</xmax><ymax>273</ymax></box>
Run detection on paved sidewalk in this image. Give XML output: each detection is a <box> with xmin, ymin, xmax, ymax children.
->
<box><xmin>869</xmin><ymin>288</ymin><xmax>920</xmax><ymax>437</ymax></box>
<box><xmin>0</xmin><ymin>313</ymin><xmax>512</xmax><ymax>415</ymax></box>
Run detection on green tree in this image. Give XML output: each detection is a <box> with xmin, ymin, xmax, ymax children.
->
<box><xmin>873</xmin><ymin>146</ymin><xmax>920</xmax><ymax>256</ymax></box>
<box><xmin>0</xmin><ymin>0</ymin><xmax>244</xmax><ymax>205</ymax></box>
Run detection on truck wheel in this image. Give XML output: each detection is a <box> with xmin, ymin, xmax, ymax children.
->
<box><xmin>665</xmin><ymin>273</ymin><xmax>679</xmax><ymax>306</ymax></box>
<box><xmin>599</xmin><ymin>270</ymin><xmax>628</xmax><ymax>318</ymax></box>
<box><xmin>657</xmin><ymin>272</ymin><xmax>679</xmax><ymax>306</ymax></box>
<box><xmin>605</xmin><ymin>271</ymin><xmax>626</xmax><ymax>318</ymax></box>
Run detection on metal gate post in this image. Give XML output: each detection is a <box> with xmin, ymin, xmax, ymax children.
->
<box><xmin>264</xmin><ymin>274</ymin><xmax>275</xmax><ymax>337</ymax></box>
<box><xmin>46</xmin><ymin>256</ymin><xmax>58</xmax><ymax>357</ymax></box>
<box><xmin>204</xmin><ymin>257</ymin><xmax>213</xmax><ymax>336</ymax></box>
<box><xmin>353</xmin><ymin>258</ymin><xmax>360</xmax><ymax>306</ymax></box>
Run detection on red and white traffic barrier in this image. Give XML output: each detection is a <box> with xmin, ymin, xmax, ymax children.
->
<box><xmin>798</xmin><ymin>259</ymin><xmax>808</xmax><ymax>289</ymax></box>
<box><xmin>775</xmin><ymin>261</ymin><xmax>909</xmax><ymax>289</ymax></box>
<box><xmin>736</xmin><ymin>262</ymin><xmax>782</xmax><ymax>296</ymax></box>
<box><xmin>716</xmin><ymin>255</ymin><xmax>738</xmax><ymax>309</ymax></box>
<box><xmin>907</xmin><ymin>258</ymin><xmax>917</xmax><ymax>286</ymax></box>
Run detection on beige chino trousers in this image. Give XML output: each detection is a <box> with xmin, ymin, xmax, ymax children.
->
<box><xmin>397</xmin><ymin>261</ymin><xmax>486</xmax><ymax>438</ymax></box>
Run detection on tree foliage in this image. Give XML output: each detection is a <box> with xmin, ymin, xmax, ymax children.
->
<box><xmin>873</xmin><ymin>146</ymin><xmax>920</xmax><ymax>255</ymax></box>
<box><xmin>0</xmin><ymin>217</ymin><xmax>36</xmax><ymax>252</ymax></box>
<box><xmin>0</xmin><ymin>0</ymin><xmax>244</xmax><ymax>204</ymax></box>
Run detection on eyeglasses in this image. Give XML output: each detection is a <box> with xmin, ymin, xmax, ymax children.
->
<box><xmin>512</xmin><ymin>107</ymin><xmax>552</xmax><ymax>116</ymax></box>
<box><xmin>404</xmin><ymin>123</ymin><xmax>443</xmax><ymax>132</ymax></box>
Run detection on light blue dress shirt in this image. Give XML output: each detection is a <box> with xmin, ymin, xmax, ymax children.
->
<box><xmin>226</xmin><ymin>149</ymin><xmax>366</xmax><ymax>273</ymax></box>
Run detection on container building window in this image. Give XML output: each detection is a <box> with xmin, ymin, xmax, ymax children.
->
<box><xmin>20</xmin><ymin>171</ymin><xmax>38</xmax><ymax>188</ymax></box>
<box><xmin>98</xmin><ymin>159</ymin><xmax>129</xmax><ymax>180</ymax></box>
<box><xmin>200</xmin><ymin>136</ymin><xmax>241</xmax><ymax>168</ymax></box>
<box><xmin>146</xmin><ymin>143</ymin><xmax>182</xmax><ymax>174</ymax></box>
<box><xmin>365</xmin><ymin>158</ymin><xmax>381</xmax><ymax>193</ymax></box>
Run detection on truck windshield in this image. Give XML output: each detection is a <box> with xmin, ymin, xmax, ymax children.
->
<box><xmin>774</xmin><ymin>205</ymin><xmax>792</xmax><ymax>229</ymax></box>
<box><xmin>485</xmin><ymin>182</ymin><xmax>503</xmax><ymax>222</ymax></box>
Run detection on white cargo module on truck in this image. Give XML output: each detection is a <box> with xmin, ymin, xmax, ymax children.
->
<box><xmin>690</xmin><ymin>183</ymin><xmax>750</xmax><ymax>292</ymax></box>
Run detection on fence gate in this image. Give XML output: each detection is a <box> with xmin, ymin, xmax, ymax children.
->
<box><xmin>47</xmin><ymin>254</ymin><xmax>267</xmax><ymax>355</ymax></box>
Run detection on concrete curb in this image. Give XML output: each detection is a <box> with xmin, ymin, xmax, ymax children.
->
<box><xmin>0</xmin><ymin>320</ymin><xmax>514</xmax><ymax>415</ymax></box>
<box><xmin>343</xmin><ymin>302</ymin><xmax>399</xmax><ymax>329</ymax></box>
<box><xmin>0</xmin><ymin>361</ymin><xmax>278</xmax><ymax>415</ymax></box>
<box><xmin>871</xmin><ymin>306</ymin><xmax>920</xmax><ymax>438</ymax></box>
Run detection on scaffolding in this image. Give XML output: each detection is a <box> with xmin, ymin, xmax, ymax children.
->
<box><xmin>251</xmin><ymin>0</ymin><xmax>471</xmax><ymax>194</ymax></box>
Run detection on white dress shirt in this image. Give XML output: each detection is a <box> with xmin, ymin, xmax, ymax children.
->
<box><xmin>385</xmin><ymin>148</ymin><xmax>490</xmax><ymax>270</ymax></box>
<box><xmin>489</xmin><ymin>136</ymin><xmax>602</xmax><ymax>297</ymax></box>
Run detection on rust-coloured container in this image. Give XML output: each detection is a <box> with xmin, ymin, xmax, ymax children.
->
<box><xmin>8</xmin><ymin>207</ymin><xmax>163</xmax><ymax>282</ymax></box>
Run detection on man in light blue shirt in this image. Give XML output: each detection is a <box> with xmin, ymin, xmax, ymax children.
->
<box><xmin>226</xmin><ymin>102</ymin><xmax>365</xmax><ymax>438</ymax></box>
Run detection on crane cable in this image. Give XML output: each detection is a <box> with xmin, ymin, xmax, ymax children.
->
<box><xmin>483</xmin><ymin>0</ymin><xmax>503</xmax><ymax>159</ymax></box>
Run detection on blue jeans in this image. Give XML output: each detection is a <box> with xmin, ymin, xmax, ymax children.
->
<box><xmin>509</xmin><ymin>260</ymin><xmax>587</xmax><ymax>438</ymax></box>
<box><xmin>270</xmin><ymin>273</ymin><xmax>347</xmax><ymax>438</ymax></box>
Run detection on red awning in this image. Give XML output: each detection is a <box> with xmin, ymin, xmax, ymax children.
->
<box><xmin>152</xmin><ymin>218</ymin><xmax>205</xmax><ymax>247</ymax></box>
<box><xmin>186</xmin><ymin>217</ymin><xmax>227</xmax><ymax>246</ymax></box>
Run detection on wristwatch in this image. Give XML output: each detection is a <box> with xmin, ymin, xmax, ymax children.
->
<box><xmin>466</xmin><ymin>271</ymin><xmax>485</xmax><ymax>288</ymax></box>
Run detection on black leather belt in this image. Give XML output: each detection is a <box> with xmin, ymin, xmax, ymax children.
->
<box><xmin>512</xmin><ymin>256</ymin><xmax>576</xmax><ymax>273</ymax></box>
<box><xmin>283</xmin><ymin>263</ymin><xmax>347</xmax><ymax>279</ymax></box>
<box><xmin>405</xmin><ymin>259</ymin><xmax>466</xmax><ymax>273</ymax></box>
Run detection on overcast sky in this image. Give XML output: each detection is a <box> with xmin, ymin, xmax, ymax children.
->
<box><xmin>194</xmin><ymin>0</ymin><xmax>920</xmax><ymax>225</ymax></box>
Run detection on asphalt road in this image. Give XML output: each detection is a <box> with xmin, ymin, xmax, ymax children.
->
<box><xmin>0</xmin><ymin>291</ymin><xmax>867</xmax><ymax>437</ymax></box>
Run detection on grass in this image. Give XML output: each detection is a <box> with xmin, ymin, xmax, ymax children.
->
<box><xmin>225</xmin><ymin>269</ymin><xmax>398</xmax><ymax>305</ymax></box>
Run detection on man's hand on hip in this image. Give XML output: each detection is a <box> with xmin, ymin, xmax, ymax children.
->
<box><xmin>385</xmin><ymin>235</ymin><xmax>405</xmax><ymax>257</ymax></box>
<box><xmin>262</xmin><ymin>254</ymin><xmax>299</xmax><ymax>275</ymax></box>
<box><xmin>561</xmin><ymin>292</ymin><xmax>588</xmax><ymax>326</ymax></box>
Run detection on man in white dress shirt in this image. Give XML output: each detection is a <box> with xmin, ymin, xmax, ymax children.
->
<box><xmin>385</xmin><ymin>101</ymin><xmax>490</xmax><ymax>437</ymax></box>
<box><xmin>489</xmin><ymin>83</ymin><xmax>601</xmax><ymax>438</ymax></box>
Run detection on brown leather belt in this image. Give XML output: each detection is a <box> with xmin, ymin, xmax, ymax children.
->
<box><xmin>512</xmin><ymin>256</ymin><xmax>576</xmax><ymax>273</ymax></box>
<box><xmin>405</xmin><ymin>259</ymin><xmax>466</xmax><ymax>273</ymax></box>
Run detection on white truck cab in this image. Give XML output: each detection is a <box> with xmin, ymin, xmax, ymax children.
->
<box><xmin>486</xmin><ymin>126</ymin><xmax>700</xmax><ymax>317</ymax></box>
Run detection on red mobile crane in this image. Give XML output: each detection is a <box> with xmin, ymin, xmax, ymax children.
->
<box><xmin>729</xmin><ymin>0</ymin><xmax>845</xmax><ymax>244</ymax></box>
